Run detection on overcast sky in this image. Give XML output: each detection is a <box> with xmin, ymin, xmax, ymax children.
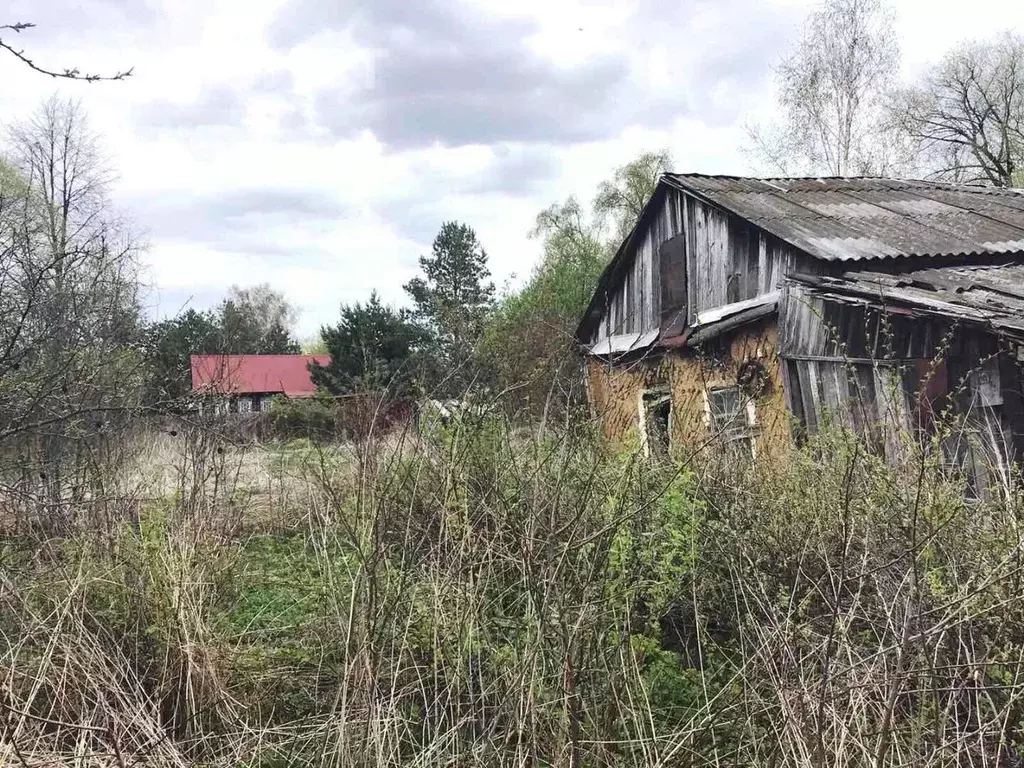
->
<box><xmin>1</xmin><ymin>0</ymin><xmax>1023</xmax><ymax>338</ymax></box>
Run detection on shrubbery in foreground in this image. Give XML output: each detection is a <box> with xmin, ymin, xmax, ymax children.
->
<box><xmin>2</xmin><ymin>418</ymin><xmax>1024</xmax><ymax>766</ymax></box>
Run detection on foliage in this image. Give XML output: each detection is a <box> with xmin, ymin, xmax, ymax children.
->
<box><xmin>593</xmin><ymin>149</ymin><xmax>673</xmax><ymax>241</ymax></box>
<box><xmin>300</xmin><ymin>336</ymin><xmax>328</xmax><ymax>354</ymax></box>
<box><xmin>0</xmin><ymin>96</ymin><xmax>144</xmax><ymax>521</ymax></box>
<box><xmin>218</xmin><ymin>283</ymin><xmax>300</xmax><ymax>355</ymax></box>
<box><xmin>264</xmin><ymin>395</ymin><xmax>339</xmax><ymax>441</ymax></box>
<box><xmin>141</xmin><ymin>309</ymin><xmax>221</xmax><ymax>405</ymax></box>
<box><xmin>479</xmin><ymin>196</ymin><xmax>606</xmax><ymax>418</ymax></box>
<box><xmin>405</xmin><ymin>221</ymin><xmax>495</xmax><ymax>394</ymax></box>
<box><xmin>746</xmin><ymin>0</ymin><xmax>904</xmax><ymax>175</ymax></box>
<box><xmin>6</xmin><ymin>414</ymin><xmax>1024</xmax><ymax>765</ymax></box>
<box><xmin>311</xmin><ymin>291</ymin><xmax>426</xmax><ymax>398</ymax></box>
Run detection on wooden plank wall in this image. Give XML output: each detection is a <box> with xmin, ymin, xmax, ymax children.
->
<box><xmin>780</xmin><ymin>292</ymin><xmax>1024</xmax><ymax>482</ymax></box>
<box><xmin>781</xmin><ymin>286</ymin><xmax>953</xmax><ymax>360</ymax></box>
<box><xmin>594</xmin><ymin>190</ymin><xmax>792</xmax><ymax>341</ymax></box>
<box><xmin>595</xmin><ymin>189</ymin><xmax>685</xmax><ymax>342</ymax></box>
<box><xmin>682</xmin><ymin>196</ymin><xmax>790</xmax><ymax>322</ymax></box>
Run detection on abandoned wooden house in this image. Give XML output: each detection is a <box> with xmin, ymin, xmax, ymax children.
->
<box><xmin>190</xmin><ymin>354</ymin><xmax>329</xmax><ymax>415</ymax></box>
<box><xmin>577</xmin><ymin>175</ymin><xmax>1024</xmax><ymax>490</ymax></box>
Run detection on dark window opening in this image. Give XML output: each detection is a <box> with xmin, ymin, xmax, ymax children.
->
<box><xmin>643</xmin><ymin>390</ymin><xmax>672</xmax><ymax>459</ymax></box>
<box><xmin>786</xmin><ymin>360</ymin><xmax>807</xmax><ymax>446</ymax></box>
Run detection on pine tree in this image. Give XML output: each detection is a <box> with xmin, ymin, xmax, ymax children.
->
<box><xmin>404</xmin><ymin>222</ymin><xmax>494</xmax><ymax>394</ymax></box>
<box><xmin>311</xmin><ymin>292</ymin><xmax>425</xmax><ymax>397</ymax></box>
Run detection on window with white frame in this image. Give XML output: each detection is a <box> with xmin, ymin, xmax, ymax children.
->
<box><xmin>641</xmin><ymin>389</ymin><xmax>672</xmax><ymax>459</ymax></box>
<box><xmin>707</xmin><ymin>385</ymin><xmax>756</xmax><ymax>458</ymax></box>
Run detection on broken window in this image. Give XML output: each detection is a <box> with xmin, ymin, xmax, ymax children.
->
<box><xmin>642</xmin><ymin>389</ymin><xmax>672</xmax><ymax>459</ymax></box>
<box><xmin>708</xmin><ymin>385</ymin><xmax>756</xmax><ymax>459</ymax></box>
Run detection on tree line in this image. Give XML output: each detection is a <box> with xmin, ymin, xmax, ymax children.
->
<box><xmin>0</xmin><ymin>94</ymin><xmax>666</xmax><ymax>439</ymax></box>
<box><xmin>7</xmin><ymin>0</ymin><xmax>1024</xmax><ymax>445</ymax></box>
<box><xmin>748</xmin><ymin>0</ymin><xmax>1024</xmax><ymax>187</ymax></box>
<box><xmin>309</xmin><ymin>151</ymin><xmax>672</xmax><ymax>419</ymax></box>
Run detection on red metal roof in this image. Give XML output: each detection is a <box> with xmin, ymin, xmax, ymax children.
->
<box><xmin>190</xmin><ymin>355</ymin><xmax>330</xmax><ymax>398</ymax></box>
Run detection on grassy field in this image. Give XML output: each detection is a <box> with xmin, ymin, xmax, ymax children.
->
<box><xmin>3</xmin><ymin>416</ymin><xmax>1024</xmax><ymax>766</ymax></box>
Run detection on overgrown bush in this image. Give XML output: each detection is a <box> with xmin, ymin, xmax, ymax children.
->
<box><xmin>264</xmin><ymin>394</ymin><xmax>340</xmax><ymax>441</ymax></box>
<box><xmin>3</xmin><ymin>415</ymin><xmax>1024</xmax><ymax>766</ymax></box>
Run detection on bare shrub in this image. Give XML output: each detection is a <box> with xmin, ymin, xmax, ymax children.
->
<box><xmin>3</xmin><ymin>401</ymin><xmax>1024</xmax><ymax>766</ymax></box>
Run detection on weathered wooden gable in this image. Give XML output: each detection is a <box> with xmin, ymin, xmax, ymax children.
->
<box><xmin>675</xmin><ymin>188</ymin><xmax>793</xmax><ymax>324</ymax></box>
<box><xmin>583</xmin><ymin>181</ymin><xmax>798</xmax><ymax>351</ymax></box>
<box><xmin>589</xmin><ymin>186</ymin><xmax>685</xmax><ymax>345</ymax></box>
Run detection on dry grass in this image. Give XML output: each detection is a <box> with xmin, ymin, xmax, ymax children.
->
<box><xmin>2</xmin><ymin>416</ymin><xmax>1024</xmax><ymax>766</ymax></box>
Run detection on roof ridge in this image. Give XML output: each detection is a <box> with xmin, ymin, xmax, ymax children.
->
<box><xmin>666</xmin><ymin>172</ymin><xmax>1024</xmax><ymax>196</ymax></box>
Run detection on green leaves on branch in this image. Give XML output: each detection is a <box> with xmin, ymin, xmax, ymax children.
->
<box><xmin>311</xmin><ymin>292</ymin><xmax>426</xmax><ymax>398</ymax></box>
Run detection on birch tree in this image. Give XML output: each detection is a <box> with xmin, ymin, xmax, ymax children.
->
<box><xmin>747</xmin><ymin>0</ymin><xmax>903</xmax><ymax>176</ymax></box>
<box><xmin>593</xmin><ymin>150</ymin><xmax>672</xmax><ymax>242</ymax></box>
<box><xmin>0</xmin><ymin>97</ymin><xmax>142</xmax><ymax>519</ymax></box>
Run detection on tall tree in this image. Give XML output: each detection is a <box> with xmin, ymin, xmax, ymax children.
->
<box><xmin>217</xmin><ymin>283</ymin><xmax>300</xmax><ymax>354</ymax></box>
<box><xmin>895</xmin><ymin>32</ymin><xmax>1024</xmax><ymax>187</ymax></box>
<box><xmin>404</xmin><ymin>221</ymin><xmax>494</xmax><ymax>393</ymax></box>
<box><xmin>0</xmin><ymin>97</ymin><xmax>142</xmax><ymax>513</ymax></box>
<box><xmin>479</xmin><ymin>197</ymin><xmax>606</xmax><ymax>417</ymax></box>
<box><xmin>311</xmin><ymin>292</ymin><xmax>425</xmax><ymax>397</ymax></box>
<box><xmin>140</xmin><ymin>309</ymin><xmax>221</xmax><ymax>406</ymax></box>
<box><xmin>746</xmin><ymin>0</ymin><xmax>902</xmax><ymax>176</ymax></box>
<box><xmin>593</xmin><ymin>150</ymin><xmax>673</xmax><ymax>242</ymax></box>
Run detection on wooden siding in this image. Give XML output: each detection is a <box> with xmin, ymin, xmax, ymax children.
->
<box><xmin>780</xmin><ymin>283</ymin><xmax>986</xmax><ymax>363</ymax></box>
<box><xmin>595</xmin><ymin>189</ymin><xmax>685</xmax><ymax>342</ymax></box>
<box><xmin>780</xmin><ymin>288</ymin><xmax>1024</xmax><ymax>490</ymax></box>
<box><xmin>682</xmin><ymin>197</ymin><xmax>791</xmax><ymax>323</ymax></box>
<box><xmin>591</xmin><ymin>190</ymin><xmax>795</xmax><ymax>345</ymax></box>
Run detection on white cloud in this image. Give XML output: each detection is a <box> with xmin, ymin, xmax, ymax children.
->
<box><xmin>0</xmin><ymin>0</ymin><xmax>1022</xmax><ymax>337</ymax></box>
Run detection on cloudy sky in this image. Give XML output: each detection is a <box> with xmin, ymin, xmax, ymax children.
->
<box><xmin>1</xmin><ymin>0</ymin><xmax>1022</xmax><ymax>338</ymax></box>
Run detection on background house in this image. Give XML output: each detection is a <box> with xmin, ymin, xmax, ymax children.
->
<box><xmin>578</xmin><ymin>175</ymin><xmax>1024</xmax><ymax>491</ymax></box>
<box><xmin>190</xmin><ymin>354</ymin><xmax>329</xmax><ymax>414</ymax></box>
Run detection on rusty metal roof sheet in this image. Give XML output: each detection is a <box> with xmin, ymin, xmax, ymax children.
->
<box><xmin>665</xmin><ymin>174</ymin><xmax>1024</xmax><ymax>262</ymax></box>
<box><xmin>791</xmin><ymin>263</ymin><xmax>1024</xmax><ymax>340</ymax></box>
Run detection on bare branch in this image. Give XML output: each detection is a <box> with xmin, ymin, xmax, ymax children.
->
<box><xmin>894</xmin><ymin>31</ymin><xmax>1024</xmax><ymax>186</ymax></box>
<box><xmin>0</xmin><ymin>22</ymin><xmax>132</xmax><ymax>82</ymax></box>
<box><xmin>745</xmin><ymin>0</ymin><xmax>909</xmax><ymax>176</ymax></box>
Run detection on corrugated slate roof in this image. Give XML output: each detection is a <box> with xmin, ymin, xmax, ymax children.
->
<box><xmin>665</xmin><ymin>174</ymin><xmax>1024</xmax><ymax>262</ymax></box>
<box><xmin>792</xmin><ymin>263</ymin><xmax>1024</xmax><ymax>339</ymax></box>
<box><xmin>190</xmin><ymin>354</ymin><xmax>330</xmax><ymax>397</ymax></box>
